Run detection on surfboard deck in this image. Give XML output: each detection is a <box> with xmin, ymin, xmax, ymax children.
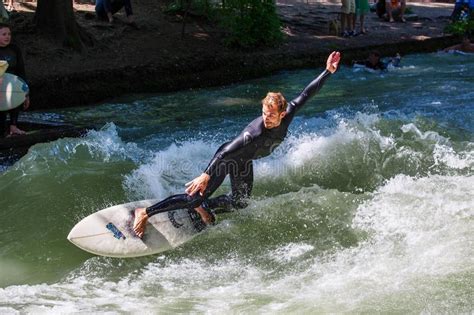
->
<box><xmin>0</xmin><ymin>73</ymin><xmax>29</xmax><ymax>111</ymax></box>
<box><xmin>67</xmin><ymin>199</ymin><xmax>208</xmax><ymax>258</ymax></box>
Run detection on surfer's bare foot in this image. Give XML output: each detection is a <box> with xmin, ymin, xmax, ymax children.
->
<box><xmin>194</xmin><ymin>206</ymin><xmax>214</xmax><ymax>225</ymax></box>
<box><xmin>9</xmin><ymin>125</ymin><xmax>26</xmax><ymax>135</ymax></box>
<box><xmin>133</xmin><ymin>208</ymin><xmax>148</xmax><ymax>238</ymax></box>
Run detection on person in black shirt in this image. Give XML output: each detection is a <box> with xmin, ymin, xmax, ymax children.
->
<box><xmin>132</xmin><ymin>51</ymin><xmax>341</xmax><ymax>238</ymax></box>
<box><xmin>0</xmin><ymin>23</ymin><xmax>29</xmax><ymax>136</ymax></box>
<box><xmin>353</xmin><ymin>50</ymin><xmax>387</xmax><ymax>70</ymax></box>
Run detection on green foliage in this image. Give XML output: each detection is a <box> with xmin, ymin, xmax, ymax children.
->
<box><xmin>444</xmin><ymin>14</ymin><xmax>474</xmax><ymax>36</ymax></box>
<box><xmin>218</xmin><ymin>0</ymin><xmax>283</xmax><ymax>48</ymax></box>
<box><xmin>165</xmin><ymin>0</ymin><xmax>214</xmax><ymax>18</ymax></box>
<box><xmin>165</xmin><ymin>0</ymin><xmax>283</xmax><ymax>48</ymax></box>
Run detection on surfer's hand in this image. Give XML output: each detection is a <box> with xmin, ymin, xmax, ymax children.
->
<box><xmin>326</xmin><ymin>51</ymin><xmax>341</xmax><ymax>74</ymax></box>
<box><xmin>185</xmin><ymin>173</ymin><xmax>210</xmax><ymax>196</ymax></box>
<box><xmin>23</xmin><ymin>95</ymin><xmax>30</xmax><ymax>110</ymax></box>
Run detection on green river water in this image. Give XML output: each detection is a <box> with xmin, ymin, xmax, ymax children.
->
<box><xmin>0</xmin><ymin>52</ymin><xmax>473</xmax><ymax>313</ymax></box>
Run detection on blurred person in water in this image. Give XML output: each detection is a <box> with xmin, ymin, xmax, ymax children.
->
<box><xmin>352</xmin><ymin>50</ymin><xmax>402</xmax><ymax>70</ymax></box>
<box><xmin>443</xmin><ymin>35</ymin><xmax>474</xmax><ymax>53</ymax></box>
<box><xmin>132</xmin><ymin>51</ymin><xmax>341</xmax><ymax>238</ymax></box>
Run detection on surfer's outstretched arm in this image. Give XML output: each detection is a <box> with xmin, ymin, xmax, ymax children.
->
<box><xmin>287</xmin><ymin>51</ymin><xmax>340</xmax><ymax>116</ymax></box>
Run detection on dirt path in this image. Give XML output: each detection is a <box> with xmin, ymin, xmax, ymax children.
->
<box><xmin>9</xmin><ymin>0</ymin><xmax>456</xmax><ymax>109</ymax></box>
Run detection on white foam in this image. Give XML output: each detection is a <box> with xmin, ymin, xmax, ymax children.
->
<box><xmin>268</xmin><ymin>243</ymin><xmax>315</xmax><ymax>263</ymax></box>
<box><xmin>255</xmin><ymin>113</ymin><xmax>396</xmax><ymax>190</ymax></box>
<box><xmin>0</xmin><ymin>175</ymin><xmax>472</xmax><ymax>313</ymax></box>
<box><xmin>82</xmin><ymin>122</ymin><xmax>145</xmax><ymax>163</ymax></box>
<box><xmin>123</xmin><ymin>140</ymin><xmax>218</xmax><ymax>199</ymax></box>
<box><xmin>12</xmin><ymin>122</ymin><xmax>144</xmax><ymax>174</ymax></box>
<box><xmin>433</xmin><ymin>143</ymin><xmax>474</xmax><ymax>170</ymax></box>
<box><xmin>401</xmin><ymin>123</ymin><xmax>448</xmax><ymax>143</ymax></box>
<box><xmin>258</xmin><ymin>174</ymin><xmax>474</xmax><ymax>312</ymax></box>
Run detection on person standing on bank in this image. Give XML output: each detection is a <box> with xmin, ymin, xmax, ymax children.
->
<box><xmin>0</xmin><ymin>22</ymin><xmax>29</xmax><ymax>136</ymax></box>
<box><xmin>95</xmin><ymin>0</ymin><xmax>137</xmax><ymax>27</ymax></box>
<box><xmin>133</xmin><ymin>51</ymin><xmax>341</xmax><ymax>238</ymax></box>
<box><xmin>355</xmin><ymin>0</ymin><xmax>370</xmax><ymax>34</ymax></box>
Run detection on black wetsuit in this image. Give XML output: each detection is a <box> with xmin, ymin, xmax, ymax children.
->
<box><xmin>146</xmin><ymin>69</ymin><xmax>332</xmax><ymax>217</ymax></box>
<box><xmin>354</xmin><ymin>59</ymin><xmax>387</xmax><ymax>71</ymax></box>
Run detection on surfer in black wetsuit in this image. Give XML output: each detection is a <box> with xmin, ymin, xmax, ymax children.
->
<box><xmin>133</xmin><ymin>51</ymin><xmax>341</xmax><ymax>238</ymax></box>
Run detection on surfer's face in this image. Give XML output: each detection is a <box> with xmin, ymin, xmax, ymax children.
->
<box><xmin>261</xmin><ymin>92</ymin><xmax>287</xmax><ymax>129</ymax></box>
<box><xmin>0</xmin><ymin>27</ymin><xmax>11</xmax><ymax>47</ymax></box>
<box><xmin>262</xmin><ymin>105</ymin><xmax>286</xmax><ymax>129</ymax></box>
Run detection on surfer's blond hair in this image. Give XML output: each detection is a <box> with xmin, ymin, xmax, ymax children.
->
<box><xmin>262</xmin><ymin>92</ymin><xmax>287</xmax><ymax>112</ymax></box>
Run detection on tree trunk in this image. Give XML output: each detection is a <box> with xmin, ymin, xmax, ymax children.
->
<box><xmin>34</xmin><ymin>0</ymin><xmax>93</xmax><ymax>51</ymax></box>
<box><xmin>181</xmin><ymin>0</ymin><xmax>192</xmax><ymax>39</ymax></box>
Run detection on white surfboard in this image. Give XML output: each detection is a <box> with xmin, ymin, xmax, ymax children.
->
<box><xmin>67</xmin><ymin>199</ymin><xmax>207</xmax><ymax>258</ymax></box>
<box><xmin>0</xmin><ymin>73</ymin><xmax>29</xmax><ymax>111</ymax></box>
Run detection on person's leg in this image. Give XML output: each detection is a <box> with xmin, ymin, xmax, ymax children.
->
<box><xmin>95</xmin><ymin>0</ymin><xmax>110</xmax><ymax>20</ymax></box>
<box><xmin>359</xmin><ymin>0</ymin><xmax>369</xmax><ymax>33</ymax></box>
<box><xmin>352</xmin><ymin>13</ymin><xmax>356</xmax><ymax>33</ymax></box>
<box><xmin>399</xmin><ymin>0</ymin><xmax>406</xmax><ymax>22</ymax></box>
<box><xmin>340</xmin><ymin>13</ymin><xmax>346</xmax><ymax>35</ymax></box>
<box><xmin>121</xmin><ymin>0</ymin><xmax>135</xmax><ymax>23</ymax></box>
<box><xmin>144</xmin><ymin>159</ymin><xmax>237</xmax><ymax>215</ymax></box>
<box><xmin>349</xmin><ymin>0</ymin><xmax>356</xmax><ymax>34</ymax></box>
<box><xmin>133</xmin><ymin>162</ymin><xmax>227</xmax><ymax>237</ymax></box>
<box><xmin>354</xmin><ymin>0</ymin><xmax>359</xmax><ymax>31</ymax></box>
<box><xmin>376</xmin><ymin>0</ymin><xmax>386</xmax><ymax>18</ymax></box>
<box><xmin>109</xmin><ymin>0</ymin><xmax>125</xmax><ymax>14</ymax></box>
<box><xmin>133</xmin><ymin>193</ymin><xmax>204</xmax><ymax>238</ymax></box>
<box><xmin>206</xmin><ymin>160</ymin><xmax>253</xmax><ymax>212</ymax></box>
<box><xmin>8</xmin><ymin>107</ymin><xmax>25</xmax><ymax>135</ymax></box>
<box><xmin>0</xmin><ymin>111</ymin><xmax>6</xmax><ymax>137</ymax></box>
<box><xmin>385</xmin><ymin>0</ymin><xmax>394</xmax><ymax>22</ymax></box>
<box><xmin>207</xmin><ymin>160</ymin><xmax>253</xmax><ymax>212</ymax></box>
<box><xmin>230</xmin><ymin>160</ymin><xmax>253</xmax><ymax>208</ymax></box>
<box><xmin>146</xmin><ymin>193</ymin><xmax>204</xmax><ymax>217</ymax></box>
<box><xmin>341</xmin><ymin>0</ymin><xmax>350</xmax><ymax>35</ymax></box>
<box><xmin>349</xmin><ymin>13</ymin><xmax>355</xmax><ymax>33</ymax></box>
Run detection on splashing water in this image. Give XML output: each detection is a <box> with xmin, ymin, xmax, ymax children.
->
<box><xmin>0</xmin><ymin>53</ymin><xmax>473</xmax><ymax>313</ymax></box>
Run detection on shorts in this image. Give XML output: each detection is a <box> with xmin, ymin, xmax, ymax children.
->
<box><xmin>356</xmin><ymin>0</ymin><xmax>370</xmax><ymax>15</ymax></box>
<box><xmin>341</xmin><ymin>0</ymin><xmax>356</xmax><ymax>14</ymax></box>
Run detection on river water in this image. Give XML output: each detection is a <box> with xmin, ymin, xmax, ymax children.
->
<box><xmin>0</xmin><ymin>53</ymin><xmax>473</xmax><ymax>313</ymax></box>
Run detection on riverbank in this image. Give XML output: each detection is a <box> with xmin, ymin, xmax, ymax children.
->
<box><xmin>12</xmin><ymin>0</ymin><xmax>456</xmax><ymax>109</ymax></box>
